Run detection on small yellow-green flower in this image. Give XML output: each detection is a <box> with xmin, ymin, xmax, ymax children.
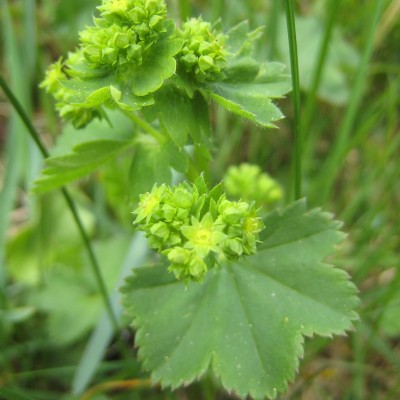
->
<box><xmin>40</xmin><ymin>60</ymin><xmax>66</xmax><ymax>94</ymax></box>
<box><xmin>166</xmin><ymin>247</ymin><xmax>208</xmax><ymax>282</ymax></box>
<box><xmin>217</xmin><ymin>198</ymin><xmax>249</xmax><ymax>225</ymax></box>
<box><xmin>133</xmin><ymin>184</ymin><xmax>167</xmax><ymax>223</ymax></box>
<box><xmin>98</xmin><ymin>0</ymin><xmax>130</xmax><ymax>15</ymax></box>
<box><xmin>181</xmin><ymin>213</ymin><xmax>226</xmax><ymax>257</ymax></box>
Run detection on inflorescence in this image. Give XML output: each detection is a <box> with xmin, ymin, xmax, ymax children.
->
<box><xmin>133</xmin><ymin>179</ymin><xmax>264</xmax><ymax>282</ymax></box>
<box><xmin>41</xmin><ymin>0</ymin><xmax>229</xmax><ymax>128</ymax></box>
<box><xmin>177</xmin><ymin>17</ymin><xmax>227</xmax><ymax>82</ymax></box>
<box><xmin>224</xmin><ymin>163</ymin><xmax>283</xmax><ymax>206</ymax></box>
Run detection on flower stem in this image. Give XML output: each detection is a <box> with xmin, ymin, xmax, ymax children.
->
<box><xmin>129</xmin><ymin>112</ymin><xmax>165</xmax><ymax>143</ymax></box>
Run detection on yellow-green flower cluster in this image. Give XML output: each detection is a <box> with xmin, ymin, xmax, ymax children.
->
<box><xmin>133</xmin><ymin>180</ymin><xmax>264</xmax><ymax>282</ymax></box>
<box><xmin>224</xmin><ymin>163</ymin><xmax>283</xmax><ymax>206</ymax></box>
<box><xmin>177</xmin><ymin>17</ymin><xmax>227</xmax><ymax>82</ymax></box>
<box><xmin>40</xmin><ymin>0</ymin><xmax>168</xmax><ymax>128</ymax></box>
<box><xmin>81</xmin><ymin>0</ymin><xmax>167</xmax><ymax>69</ymax></box>
<box><xmin>40</xmin><ymin>60</ymin><xmax>104</xmax><ymax>128</ymax></box>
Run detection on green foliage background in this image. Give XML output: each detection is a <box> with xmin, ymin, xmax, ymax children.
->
<box><xmin>1</xmin><ymin>0</ymin><xmax>399</xmax><ymax>399</ymax></box>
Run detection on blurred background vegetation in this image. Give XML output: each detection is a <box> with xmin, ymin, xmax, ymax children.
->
<box><xmin>0</xmin><ymin>0</ymin><xmax>399</xmax><ymax>399</ymax></box>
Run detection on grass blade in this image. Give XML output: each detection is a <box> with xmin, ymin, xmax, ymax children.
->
<box><xmin>0</xmin><ymin>74</ymin><xmax>120</xmax><ymax>335</ymax></box>
<box><xmin>284</xmin><ymin>0</ymin><xmax>302</xmax><ymax>200</ymax></box>
<box><xmin>22</xmin><ymin>0</ymin><xmax>41</xmax><ymax>188</ymax></box>
<box><xmin>178</xmin><ymin>0</ymin><xmax>190</xmax><ymax>21</ymax></box>
<box><xmin>267</xmin><ymin>0</ymin><xmax>281</xmax><ymax>60</ymax></box>
<box><xmin>0</xmin><ymin>388</ymin><xmax>36</xmax><ymax>400</ymax></box>
<box><xmin>0</xmin><ymin>0</ymin><xmax>27</xmax><ymax>302</ymax></box>
<box><xmin>302</xmin><ymin>0</ymin><xmax>341</xmax><ymax>138</ymax></box>
<box><xmin>72</xmin><ymin>233</ymin><xmax>149</xmax><ymax>395</ymax></box>
<box><xmin>313</xmin><ymin>0</ymin><xmax>385</xmax><ymax>203</ymax></box>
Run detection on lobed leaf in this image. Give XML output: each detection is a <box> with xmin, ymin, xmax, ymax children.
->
<box><xmin>129</xmin><ymin>139</ymin><xmax>172</xmax><ymax>200</ymax></box>
<box><xmin>59</xmin><ymin>70</ymin><xmax>155</xmax><ymax>116</ymax></box>
<box><xmin>145</xmin><ymin>85</ymin><xmax>212</xmax><ymax>149</ymax></box>
<box><xmin>206</xmin><ymin>62</ymin><xmax>291</xmax><ymax>128</ymax></box>
<box><xmin>125</xmin><ymin>30</ymin><xmax>183</xmax><ymax>96</ymax></box>
<box><xmin>122</xmin><ymin>200</ymin><xmax>359</xmax><ymax>399</ymax></box>
<box><xmin>32</xmin><ymin>111</ymin><xmax>134</xmax><ymax>194</ymax></box>
<box><xmin>225</xmin><ymin>20</ymin><xmax>264</xmax><ymax>58</ymax></box>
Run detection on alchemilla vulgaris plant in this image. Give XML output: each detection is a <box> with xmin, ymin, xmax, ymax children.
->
<box><xmin>37</xmin><ymin>0</ymin><xmax>360</xmax><ymax>398</ymax></box>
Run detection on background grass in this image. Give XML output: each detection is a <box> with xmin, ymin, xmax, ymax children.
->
<box><xmin>1</xmin><ymin>0</ymin><xmax>400</xmax><ymax>399</ymax></box>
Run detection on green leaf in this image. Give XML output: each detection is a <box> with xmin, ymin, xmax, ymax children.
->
<box><xmin>224</xmin><ymin>57</ymin><xmax>261</xmax><ymax>83</ymax></box>
<box><xmin>29</xmin><ymin>235</ymin><xmax>130</xmax><ymax>345</ymax></box>
<box><xmin>122</xmin><ymin>200</ymin><xmax>359</xmax><ymax>399</ymax></box>
<box><xmin>0</xmin><ymin>388</ymin><xmax>36</xmax><ymax>400</ymax></box>
<box><xmin>144</xmin><ymin>85</ymin><xmax>212</xmax><ymax>149</ymax></box>
<box><xmin>32</xmin><ymin>111</ymin><xmax>134</xmax><ymax>194</ymax></box>
<box><xmin>6</xmin><ymin>193</ymin><xmax>95</xmax><ymax>284</ymax></box>
<box><xmin>226</xmin><ymin>20</ymin><xmax>264</xmax><ymax>57</ymax></box>
<box><xmin>206</xmin><ymin>62</ymin><xmax>291</xmax><ymax>128</ymax></box>
<box><xmin>151</xmin><ymin>85</ymin><xmax>191</xmax><ymax>146</ymax></box>
<box><xmin>125</xmin><ymin>25</ymin><xmax>183</xmax><ymax>96</ymax></box>
<box><xmin>59</xmin><ymin>76</ymin><xmax>154</xmax><ymax>118</ymax></box>
<box><xmin>129</xmin><ymin>139</ymin><xmax>172</xmax><ymax>200</ymax></box>
<box><xmin>163</xmin><ymin>141</ymin><xmax>189</xmax><ymax>173</ymax></box>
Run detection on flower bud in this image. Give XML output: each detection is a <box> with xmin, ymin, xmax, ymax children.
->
<box><xmin>178</xmin><ymin>17</ymin><xmax>227</xmax><ymax>82</ymax></box>
<box><xmin>112</xmin><ymin>31</ymin><xmax>131</xmax><ymax>48</ymax></box>
<box><xmin>102</xmin><ymin>47</ymin><xmax>119</xmax><ymax>64</ymax></box>
<box><xmin>173</xmin><ymin>188</ymin><xmax>193</xmax><ymax>208</ymax></box>
<box><xmin>83</xmin><ymin>46</ymin><xmax>102</xmax><ymax>63</ymax></box>
<box><xmin>198</xmin><ymin>55</ymin><xmax>215</xmax><ymax>72</ymax></box>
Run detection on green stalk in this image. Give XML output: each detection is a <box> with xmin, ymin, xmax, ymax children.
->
<box><xmin>314</xmin><ymin>0</ymin><xmax>385</xmax><ymax>204</ymax></box>
<box><xmin>284</xmin><ymin>0</ymin><xmax>302</xmax><ymax>200</ymax></box>
<box><xmin>0</xmin><ymin>0</ymin><xmax>26</xmax><ymax>306</ymax></box>
<box><xmin>0</xmin><ymin>74</ymin><xmax>120</xmax><ymax>333</ymax></box>
<box><xmin>302</xmin><ymin>0</ymin><xmax>341</xmax><ymax>138</ymax></box>
<box><xmin>268</xmin><ymin>0</ymin><xmax>281</xmax><ymax>60</ymax></box>
<box><xmin>178</xmin><ymin>0</ymin><xmax>190</xmax><ymax>22</ymax></box>
<box><xmin>351</xmin><ymin>331</ymin><xmax>366</xmax><ymax>399</ymax></box>
<box><xmin>211</xmin><ymin>0</ymin><xmax>224</xmax><ymax>23</ymax></box>
<box><xmin>129</xmin><ymin>112</ymin><xmax>165</xmax><ymax>143</ymax></box>
<box><xmin>23</xmin><ymin>0</ymin><xmax>41</xmax><ymax>188</ymax></box>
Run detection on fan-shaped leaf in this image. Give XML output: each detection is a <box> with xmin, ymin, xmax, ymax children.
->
<box><xmin>33</xmin><ymin>111</ymin><xmax>134</xmax><ymax>194</ymax></box>
<box><xmin>206</xmin><ymin>62</ymin><xmax>291</xmax><ymax>128</ymax></box>
<box><xmin>122</xmin><ymin>200</ymin><xmax>359</xmax><ymax>399</ymax></box>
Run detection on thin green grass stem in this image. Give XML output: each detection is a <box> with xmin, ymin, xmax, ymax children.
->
<box><xmin>351</xmin><ymin>331</ymin><xmax>366</xmax><ymax>399</ymax></box>
<box><xmin>178</xmin><ymin>0</ymin><xmax>190</xmax><ymax>21</ymax></box>
<box><xmin>0</xmin><ymin>388</ymin><xmax>35</xmax><ymax>400</ymax></box>
<box><xmin>302</xmin><ymin>0</ymin><xmax>340</xmax><ymax>138</ymax></box>
<box><xmin>314</xmin><ymin>0</ymin><xmax>385</xmax><ymax>204</ymax></box>
<box><xmin>211</xmin><ymin>0</ymin><xmax>224</xmax><ymax>23</ymax></box>
<box><xmin>22</xmin><ymin>0</ymin><xmax>41</xmax><ymax>189</ymax></box>
<box><xmin>284</xmin><ymin>0</ymin><xmax>302</xmax><ymax>200</ymax></box>
<box><xmin>360</xmin><ymin>321</ymin><xmax>400</xmax><ymax>373</ymax></box>
<box><xmin>267</xmin><ymin>0</ymin><xmax>281</xmax><ymax>60</ymax></box>
<box><xmin>0</xmin><ymin>75</ymin><xmax>49</xmax><ymax>157</ymax></box>
<box><xmin>0</xmin><ymin>74</ymin><xmax>120</xmax><ymax>334</ymax></box>
<box><xmin>0</xmin><ymin>0</ymin><xmax>27</xmax><ymax>300</ymax></box>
